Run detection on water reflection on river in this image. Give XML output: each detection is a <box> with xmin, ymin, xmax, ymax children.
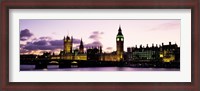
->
<box><xmin>20</xmin><ymin>65</ymin><xmax>180</xmax><ymax>71</ymax></box>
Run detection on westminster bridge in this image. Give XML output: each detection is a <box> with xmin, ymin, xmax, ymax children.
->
<box><xmin>20</xmin><ymin>58</ymin><xmax>180</xmax><ymax>69</ymax></box>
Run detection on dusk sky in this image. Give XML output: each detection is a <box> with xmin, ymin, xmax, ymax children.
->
<box><xmin>20</xmin><ymin>19</ymin><xmax>180</xmax><ymax>55</ymax></box>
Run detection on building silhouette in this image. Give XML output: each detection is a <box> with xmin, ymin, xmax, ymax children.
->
<box><xmin>60</xmin><ymin>36</ymin><xmax>87</xmax><ymax>60</ymax></box>
<box><xmin>98</xmin><ymin>26</ymin><xmax>124</xmax><ymax>61</ymax></box>
<box><xmin>116</xmin><ymin>26</ymin><xmax>124</xmax><ymax>61</ymax></box>
<box><xmin>160</xmin><ymin>42</ymin><xmax>180</xmax><ymax>62</ymax></box>
<box><xmin>59</xmin><ymin>26</ymin><xmax>125</xmax><ymax>62</ymax></box>
<box><xmin>126</xmin><ymin>42</ymin><xmax>180</xmax><ymax>62</ymax></box>
<box><xmin>64</xmin><ymin>36</ymin><xmax>73</xmax><ymax>53</ymax></box>
<box><xmin>79</xmin><ymin>38</ymin><xmax>84</xmax><ymax>54</ymax></box>
<box><xmin>87</xmin><ymin>47</ymin><xmax>102</xmax><ymax>61</ymax></box>
<box><xmin>38</xmin><ymin>26</ymin><xmax>180</xmax><ymax>63</ymax></box>
<box><xmin>127</xmin><ymin>44</ymin><xmax>160</xmax><ymax>62</ymax></box>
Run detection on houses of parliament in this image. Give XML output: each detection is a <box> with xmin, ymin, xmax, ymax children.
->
<box><xmin>51</xmin><ymin>26</ymin><xmax>179</xmax><ymax>63</ymax></box>
<box><xmin>21</xmin><ymin>26</ymin><xmax>180</xmax><ymax>63</ymax></box>
<box><xmin>53</xmin><ymin>26</ymin><xmax>125</xmax><ymax>61</ymax></box>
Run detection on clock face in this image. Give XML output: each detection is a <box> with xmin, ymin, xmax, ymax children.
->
<box><xmin>121</xmin><ymin>38</ymin><xmax>123</xmax><ymax>41</ymax></box>
<box><xmin>117</xmin><ymin>38</ymin><xmax>120</xmax><ymax>41</ymax></box>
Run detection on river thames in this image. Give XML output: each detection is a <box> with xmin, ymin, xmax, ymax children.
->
<box><xmin>20</xmin><ymin>65</ymin><xmax>180</xmax><ymax>71</ymax></box>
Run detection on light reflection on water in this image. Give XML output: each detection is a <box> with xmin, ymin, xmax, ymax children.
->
<box><xmin>20</xmin><ymin>65</ymin><xmax>180</xmax><ymax>71</ymax></box>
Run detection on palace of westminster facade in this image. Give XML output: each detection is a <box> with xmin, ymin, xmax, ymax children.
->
<box><xmin>52</xmin><ymin>26</ymin><xmax>124</xmax><ymax>61</ymax></box>
<box><xmin>50</xmin><ymin>26</ymin><xmax>180</xmax><ymax>62</ymax></box>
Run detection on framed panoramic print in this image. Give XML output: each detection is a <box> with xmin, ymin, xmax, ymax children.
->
<box><xmin>0</xmin><ymin>0</ymin><xmax>199</xmax><ymax>91</ymax></box>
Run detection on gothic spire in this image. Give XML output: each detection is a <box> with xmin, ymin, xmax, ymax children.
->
<box><xmin>80</xmin><ymin>38</ymin><xmax>83</xmax><ymax>45</ymax></box>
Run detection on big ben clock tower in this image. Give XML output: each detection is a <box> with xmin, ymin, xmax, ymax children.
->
<box><xmin>116</xmin><ymin>26</ymin><xmax>124</xmax><ymax>61</ymax></box>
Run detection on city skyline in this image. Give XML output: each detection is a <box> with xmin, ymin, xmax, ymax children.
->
<box><xmin>20</xmin><ymin>19</ymin><xmax>180</xmax><ymax>55</ymax></box>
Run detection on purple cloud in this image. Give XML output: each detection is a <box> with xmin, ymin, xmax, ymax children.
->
<box><xmin>49</xmin><ymin>40</ymin><xmax>63</xmax><ymax>46</ymax></box>
<box><xmin>106</xmin><ymin>47</ymin><xmax>113</xmax><ymax>50</ymax></box>
<box><xmin>20</xmin><ymin>37</ymin><xmax>28</xmax><ymax>41</ymax></box>
<box><xmin>20</xmin><ymin>29</ymin><xmax>33</xmax><ymax>41</ymax></box>
<box><xmin>85</xmin><ymin>41</ymin><xmax>103</xmax><ymax>48</ymax></box>
<box><xmin>39</xmin><ymin>37</ymin><xmax>52</xmax><ymax>40</ymax></box>
<box><xmin>33</xmin><ymin>40</ymin><xmax>48</xmax><ymax>46</ymax></box>
<box><xmin>23</xmin><ymin>38</ymin><xmax>63</xmax><ymax>51</ymax></box>
<box><xmin>21</xmin><ymin>37</ymin><xmax>82</xmax><ymax>52</ymax></box>
<box><xmin>89</xmin><ymin>31</ymin><xmax>104</xmax><ymax>40</ymax></box>
<box><xmin>93</xmin><ymin>31</ymin><xmax>104</xmax><ymax>34</ymax></box>
<box><xmin>73</xmin><ymin>38</ymin><xmax>81</xmax><ymax>44</ymax></box>
<box><xmin>24</xmin><ymin>43</ymin><xmax>59</xmax><ymax>50</ymax></box>
<box><xmin>20</xmin><ymin>34</ymin><xmax>84</xmax><ymax>54</ymax></box>
<box><xmin>89</xmin><ymin>35</ymin><xmax>98</xmax><ymax>39</ymax></box>
<box><xmin>20</xmin><ymin>49</ymin><xmax>30</xmax><ymax>54</ymax></box>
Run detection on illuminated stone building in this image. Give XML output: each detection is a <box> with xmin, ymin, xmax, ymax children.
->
<box><xmin>51</xmin><ymin>26</ymin><xmax>125</xmax><ymax>62</ymax></box>
<box><xmin>116</xmin><ymin>26</ymin><xmax>124</xmax><ymax>61</ymax></box>
<box><xmin>127</xmin><ymin>44</ymin><xmax>160</xmax><ymax>62</ymax></box>
<box><xmin>64</xmin><ymin>36</ymin><xmax>73</xmax><ymax>54</ymax></box>
<box><xmin>75</xmin><ymin>38</ymin><xmax>87</xmax><ymax>60</ymax></box>
<box><xmin>100</xmin><ymin>52</ymin><xmax>118</xmax><ymax>61</ymax></box>
<box><xmin>59</xmin><ymin>36</ymin><xmax>87</xmax><ymax>60</ymax></box>
<box><xmin>99</xmin><ymin>26</ymin><xmax>124</xmax><ymax>61</ymax></box>
<box><xmin>51</xmin><ymin>55</ymin><xmax>60</xmax><ymax>60</ymax></box>
<box><xmin>127</xmin><ymin>42</ymin><xmax>180</xmax><ymax>62</ymax></box>
<box><xmin>87</xmin><ymin>47</ymin><xmax>118</xmax><ymax>62</ymax></box>
<box><xmin>159</xmin><ymin>42</ymin><xmax>180</xmax><ymax>62</ymax></box>
<box><xmin>73</xmin><ymin>49</ymin><xmax>87</xmax><ymax>60</ymax></box>
<box><xmin>87</xmin><ymin>47</ymin><xmax>102</xmax><ymax>61</ymax></box>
